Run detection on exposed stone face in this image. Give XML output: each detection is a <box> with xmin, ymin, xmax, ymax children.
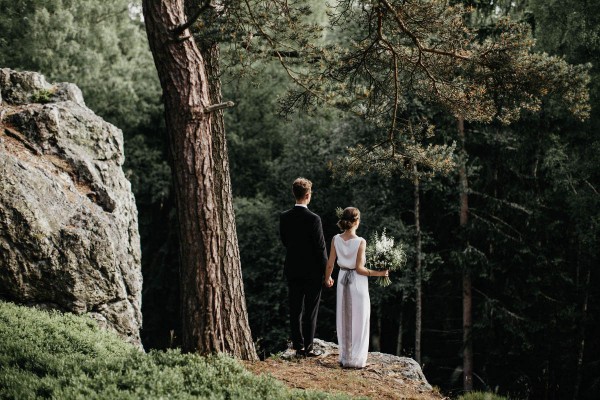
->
<box><xmin>0</xmin><ymin>68</ymin><xmax>142</xmax><ymax>345</ymax></box>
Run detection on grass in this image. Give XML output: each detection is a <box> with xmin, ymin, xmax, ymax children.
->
<box><xmin>0</xmin><ymin>300</ymin><xmax>352</xmax><ymax>399</ymax></box>
<box><xmin>456</xmin><ymin>392</ymin><xmax>509</xmax><ymax>400</ymax></box>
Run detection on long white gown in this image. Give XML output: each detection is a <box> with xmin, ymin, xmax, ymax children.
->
<box><xmin>334</xmin><ymin>234</ymin><xmax>370</xmax><ymax>368</ymax></box>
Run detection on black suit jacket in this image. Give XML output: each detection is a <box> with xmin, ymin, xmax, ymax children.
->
<box><xmin>280</xmin><ymin>206</ymin><xmax>328</xmax><ymax>281</ymax></box>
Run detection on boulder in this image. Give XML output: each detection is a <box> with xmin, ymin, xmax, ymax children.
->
<box><xmin>0</xmin><ymin>68</ymin><xmax>142</xmax><ymax>345</ymax></box>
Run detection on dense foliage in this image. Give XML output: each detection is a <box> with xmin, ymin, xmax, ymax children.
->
<box><xmin>0</xmin><ymin>0</ymin><xmax>161</xmax><ymax>131</ymax></box>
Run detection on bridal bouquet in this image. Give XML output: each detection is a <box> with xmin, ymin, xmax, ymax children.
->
<box><xmin>366</xmin><ymin>230</ymin><xmax>407</xmax><ymax>287</ymax></box>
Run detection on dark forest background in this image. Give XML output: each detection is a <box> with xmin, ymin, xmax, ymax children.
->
<box><xmin>1</xmin><ymin>0</ymin><xmax>598</xmax><ymax>398</ymax></box>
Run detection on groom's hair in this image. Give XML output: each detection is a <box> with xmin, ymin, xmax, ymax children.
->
<box><xmin>292</xmin><ymin>178</ymin><xmax>312</xmax><ymax>200</ymax></box>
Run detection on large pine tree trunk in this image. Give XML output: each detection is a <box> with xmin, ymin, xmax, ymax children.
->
<box><xmin>142</xmin><ymin>0</ymin><xmax>257</xmax><ymax>360</ymax></box>
<box><xmin>458</xmin><ymin>116</ymin><xmax>474</xmax><ymax>391</ymax></box>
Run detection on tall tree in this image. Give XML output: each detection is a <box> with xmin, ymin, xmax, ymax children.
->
<box><xmin>457</xmin><ymin>116</ymin><xmax>473</xmax><ymax>391</ymax></box>
<box><xmin>413</xmin><ymin>164</ymin><xmax>423</xmax><ymax>365</ymax></box>
<box><xmin>142</xmin><ymin>0</ymin><xmax>256</xmax><ymax>359</ymax></box>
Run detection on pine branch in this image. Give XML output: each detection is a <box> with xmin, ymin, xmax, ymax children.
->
<box><xmin>204</xmin><ymin>101</ymin><xmax>235</xmax><ymax>113</ymax></box>
<box><xmin>469</xmin><ymin>190</ymin><xmax>533</xmax><ymax>214</ymax></box>
<box><xmin>171</xmin><ymin>1</ymin><xmax>214</xmax><ymax>37</ymax></box>
<box><xmin>378</xmin><ymin>0</ymin><xmax>470</xmax><ymax>61</ymax></box>
<box><xmin>473</xmin><ymin>287</ymin><xmax>526</xmax><ymax>321</ymax></box>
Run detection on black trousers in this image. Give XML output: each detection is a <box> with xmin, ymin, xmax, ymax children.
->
<box><xmin>287</xmin><ymin>278</ymin><xmax>322</xmax><ymax>351</ymax></box>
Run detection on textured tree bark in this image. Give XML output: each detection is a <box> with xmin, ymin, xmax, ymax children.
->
<box><xmin>142</xmin><ymin>0</ymin><xmax>257</xmax><ymax>360</ymax></box>
<box><xmin>458</xmin><ymin>116</ymin><xmax>473</xmax><ymax>391</ymax></box>
<box><xmin>202</xmin><ymin>43</ymin><xmax>257</xmax><ymax>359</ymax></box>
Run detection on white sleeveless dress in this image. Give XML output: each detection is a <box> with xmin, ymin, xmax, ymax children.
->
<box><xmin>334</xmin><ymin>234</ymin><xmax>370</xmax><ymax>368</ymax></box>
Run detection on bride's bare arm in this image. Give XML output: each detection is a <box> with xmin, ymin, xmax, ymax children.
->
<box><xmin>355</xmin><ymin>239</ymin><xmax>388</xmax><ymax>277</ymax></box>
<box><xmin>324</xmin><ymin>239</ymin><xmax>337</xmax><ymax>286</ymax></box>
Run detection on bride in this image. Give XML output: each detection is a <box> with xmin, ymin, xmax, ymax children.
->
<box><xmin>324</xmin><ymin>207</ymin><xmax>388</xmax><ymax>368</ymax></box>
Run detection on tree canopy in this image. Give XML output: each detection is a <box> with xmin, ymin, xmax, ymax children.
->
<box><xmin>0</xmin><ymin>0</ymin><xmax>161</xmax><ymax>131</ymax></box>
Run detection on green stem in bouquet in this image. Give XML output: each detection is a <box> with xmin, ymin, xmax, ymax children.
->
<box><xmin>377</xmin><ymin>276</ymin><xmax>392</xmax><ymax>287</ymax></box>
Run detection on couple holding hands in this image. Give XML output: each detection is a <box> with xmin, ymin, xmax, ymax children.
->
<box><xmin>279</xmin><ymin>178</ymin><xmax>389</xmax><ymax>368</ymax></box>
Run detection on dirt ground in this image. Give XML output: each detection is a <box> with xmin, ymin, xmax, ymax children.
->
<box><xmin>244</xmin><ymin>351</ymin><xmax>447</xmax><ymax>400</ymax></box>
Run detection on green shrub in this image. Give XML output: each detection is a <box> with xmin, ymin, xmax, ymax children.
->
<box><xmin>456</xmin><ymin>391</ymin><xmax>509</xmax><ymax>400</ymax></box>
<box><xmin>0</xmin><ymin>301</ymin><xmax>352</xmax><ymax>399</ymax></box>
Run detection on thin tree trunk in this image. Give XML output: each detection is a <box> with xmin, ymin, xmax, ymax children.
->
<box><xmin>142</xmin><ymin>0</ymin><xmax>257</xmax><ymax>360</ymax></box>
<box><xmin>396</xmin><ymin>300</ymin><xmax>403</xmax><ymax>356</ymax></box>
<box><xmin>462</xmin><ymin>271</ymin><xmax>473</xmax><ymax>391</ymax></box>
<box><xmin>371</xmin><ymin>305</ymin><xmax>382</xmax><ymax>351</ymax></box>
<box><xmin>414</xmin><ymin>165</ymin><xmax>423</xmax><ymax>365</ymax></box>
<box><xmin>573</xmin><ymin>264</ymin><xmax>591</xmax><ymax>400</ymax></box>
<box><xmin>458</xmin><ymin>116</ymin><xmax>473</xmax><ymax>391</ymax></box>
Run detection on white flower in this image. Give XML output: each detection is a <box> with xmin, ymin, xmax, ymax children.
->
<box><xmin>366</xmin><ymin>229</ymin><xmax>407</xmax><ymax>287</ymax></box>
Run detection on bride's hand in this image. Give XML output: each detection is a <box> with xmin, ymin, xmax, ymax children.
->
<box><xmin>382</xmin><ymin>270</ymin><xmax>389</xmax><ymax>277</ymax></box>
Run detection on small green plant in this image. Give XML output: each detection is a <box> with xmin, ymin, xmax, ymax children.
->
<box><xmin>31</xmin><ymin>88</ymin><xmax>54</xmax><ymax>103</ymax></box>
<box><xmin>456</xmin><ymin>391</ymin><xmax>509</xmax><ymax>400</ymax></box>
<box><xmin>268</xmin><ymin>351</ymin><xmax>284</xmax><ymax>360</ymax></box>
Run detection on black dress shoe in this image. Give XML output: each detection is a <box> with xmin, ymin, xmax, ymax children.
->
<box><xmin>304</xmin><ymin>348</ymin><xmax>323</xmax><ymax>357</ymax></box>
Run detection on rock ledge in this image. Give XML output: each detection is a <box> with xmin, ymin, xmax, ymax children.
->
<box><xmin>281</xmin><ymin>338</ymin><xmax>433</xmax><ymax>391</ymax></box>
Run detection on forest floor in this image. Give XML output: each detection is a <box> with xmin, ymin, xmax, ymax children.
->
<box><xmin>244</xmin><ymin>349</ymin><xmax>447</xmax><ymax>400</ymax></box>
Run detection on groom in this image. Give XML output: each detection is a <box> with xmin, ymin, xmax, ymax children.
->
<box><xmin>279</xmin><ymin>177</ymin><xmax>327</xmax><ymax>357</ymax></box>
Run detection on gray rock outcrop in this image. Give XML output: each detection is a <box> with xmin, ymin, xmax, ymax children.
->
<box><xmin>0</xmin><ymin>68</ymin><xmax>142</xmax><ymax>345</ymax></box>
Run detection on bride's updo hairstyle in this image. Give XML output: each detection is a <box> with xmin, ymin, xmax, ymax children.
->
<box><xmin>337</xmin><ymin>207</ymin><xmax>360</xmax><ymax>231</ymax></box>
